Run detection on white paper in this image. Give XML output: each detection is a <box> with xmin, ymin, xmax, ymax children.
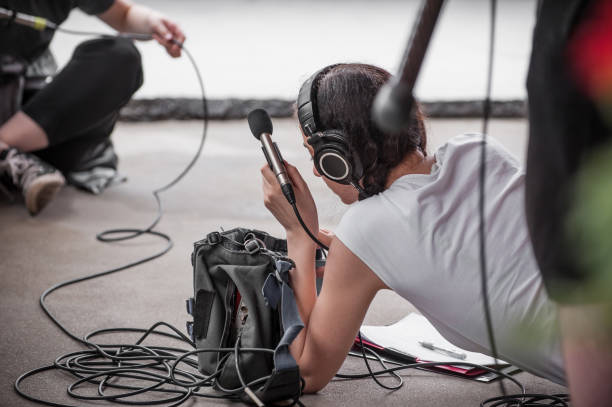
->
<box><xmin>360</xmin><ymin>313</ymin><xmax>508</xmax><ymax>367</ymax></box>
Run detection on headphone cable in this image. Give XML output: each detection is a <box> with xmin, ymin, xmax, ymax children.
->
<box><xmin>291</xmin><ymin>202</ymin><xmax>329</xmax><ymax>252</ymax></box>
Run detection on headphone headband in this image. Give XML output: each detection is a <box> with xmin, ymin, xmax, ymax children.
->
<box><xmin>296</xmin><ymin>66</ymin><xmax>366</xmax><ymax>195</ymax></box>
<box><xmin>297</xmin><ymin>67</ymin><xmax>327</xmax><ymax>138</ymax></box>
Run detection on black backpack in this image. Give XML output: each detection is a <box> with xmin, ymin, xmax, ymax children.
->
<box><xmin>186</xmin><ymin>228</ymin><xmax>304</xmax><ymax>405</ymax></box>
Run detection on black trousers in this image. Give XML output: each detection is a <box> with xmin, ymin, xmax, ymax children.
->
<box><xmin>525</xmin><ymin>0</ymin><xmax>611</xmax><ymax>303</ymax></box>
<box><xmin>22</xmin><ymin>37</ymin><xmax>143</xmax><ymax>173</ymax></box>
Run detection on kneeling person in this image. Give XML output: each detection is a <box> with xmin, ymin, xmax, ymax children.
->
<box><xmin>0</xmin><ymin>0</ymin><xmax>185</xmax><ymax>215</ymax></box>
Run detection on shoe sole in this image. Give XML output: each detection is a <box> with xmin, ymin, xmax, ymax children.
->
<box><xmin>25</xmin><ymin>173</ymin><xmax>66</xmax><ymax>216</ymax></box>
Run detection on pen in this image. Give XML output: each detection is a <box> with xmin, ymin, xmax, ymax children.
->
<box><xmin>418</xmin><ymin>341</ymin><xmax>467</xmax><ymax>360</ymax></box>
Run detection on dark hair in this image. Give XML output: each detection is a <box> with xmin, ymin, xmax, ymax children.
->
<box><xmin>311</xmin><ymin>63</ymin><xmax>427</xmax><ymax>197</ymax></box>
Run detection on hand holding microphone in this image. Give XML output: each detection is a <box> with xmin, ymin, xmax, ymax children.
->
<box><xmin>249</xmin><ymin>109</ymin><xmax>328</xmax><ymax>251</ymax></box>
<box><xmin>248</xmin><ymin>109</ymin><xmax>296</xmax><ymax>205</ymax></box>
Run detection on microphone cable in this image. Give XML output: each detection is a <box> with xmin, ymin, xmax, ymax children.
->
<box><xmin>32</xmin><ymin>32</ymin><xmax>208</xmax><ymax>346</ymax></box>
<box><xmin>478</xmin><ymin>0</ymin><xmax>507</xmax><ymax>397</ymax></box>
<box><xmin>6</xmin><ymin>15</ymin><xmax>275</xmax><ymax>407</ymax></box>
<box><xmin>11</xmin><ymin>20</ymin><xmax>304</xmax><ymax>407</ymax></box>
<box><xmin>338</xmin><ymin>349</ymin><xmax>571</xmax><ymax>407</ymax></box>
<box><xmin>291</xmin><ymin>202</ymin><xmax>329</xmax><ymax>252</ymax></box>
<box><xmin>475</xmin><ymin>2</ymin><xmax>569</xmax><ymax>405</ymax></box>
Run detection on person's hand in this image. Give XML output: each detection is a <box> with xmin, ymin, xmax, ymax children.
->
<box><xmin>149</xmin><ymin>14</ymin><xmax>185</xmax><ymax>58</ymax></box>
<box><xmin>262</xmin><ymin>162</ymin><xmax>319</xmax><ymax>242</ymax></box>
<box><xmin>98</xmin><ymin>2</ymin><xmax>185</xmax><ymax>57</ymax></box>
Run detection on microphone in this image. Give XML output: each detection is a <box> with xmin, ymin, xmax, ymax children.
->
<box><xmin>372</xmin><ymin>0</ymin><xmax>445</xmax><ymax>133</ymax></box>
<box><xmin>248</xmin><ymin>109</ymin><xmax>296</xmax><ymax>204</ymax></box>
<box><xmin>0</xmin><ymin>7</ymin><xmax>153</xmax><ymax>40</ymax></box>
<box><xmin>0</xmin><ymin>7</ymin><xmax>57</xmax><ymax>30</ymax></box>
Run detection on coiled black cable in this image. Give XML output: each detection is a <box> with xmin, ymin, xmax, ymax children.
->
<box><xmin>13</xmin><ymin>25</ymin><xmax>303</xmax><ymax>407</ymax></box>
<box><xmin>11</xmin><ymin>23</ymin><xmax>267</xmax><ymax>407</ymax></box>
<box><xmin>15</xmin><ymin>33</ymin><xmax>291</xmax><ymax>404</ymax></box>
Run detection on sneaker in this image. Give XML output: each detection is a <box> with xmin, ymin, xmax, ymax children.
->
<box><xmin>0</xmin><ymin>147</ymin><xmax>65</xmax><ymax>215</ymax></box>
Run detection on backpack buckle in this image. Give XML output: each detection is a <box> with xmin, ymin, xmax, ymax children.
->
<box><xmin>186</xmin><ymin>321</ymin><xmax>194</xmax><ymax>342</ymax></box>
<box><xmin>207</xmin><ymin>231</ymin><xmax>221</xmax><ymax>245</ymax></box>
<box><xmin>244</xmin><ymin>238</ymin><xmax>263</xmax><ymax>255</ymax></box>
<box><xmin>186</xmin><ymin>297</ymin><xmax>195</xmax><ymax>315</ymax></box>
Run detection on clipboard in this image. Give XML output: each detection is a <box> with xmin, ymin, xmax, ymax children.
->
<box><xmin>354</xmin><ymin>313</ymin><xmax>520</xmax><ymax>382</ymax></box>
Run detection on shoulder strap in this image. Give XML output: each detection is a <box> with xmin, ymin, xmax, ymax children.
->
<box><xmin>254</xmin><ymin>259</ymin><xmax>303</xmax><ymax>404</ymax></box>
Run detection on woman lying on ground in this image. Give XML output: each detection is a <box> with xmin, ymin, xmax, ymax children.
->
<box><xmin>260</xmin><ymin>63</ymin><xmax>565</xmax><ymax>392</ymax></box>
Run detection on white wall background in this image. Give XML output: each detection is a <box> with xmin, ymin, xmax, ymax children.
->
<box><xmin>50</xmin><ymin>0</ymin><xmax>537</xmax><ymax>100</ymax></box>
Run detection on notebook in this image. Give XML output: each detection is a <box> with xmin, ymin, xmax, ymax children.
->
<box><xmin>355</xmin><ymin>313</ymin><xmax>518</xmax><ymax>381</ymax></box>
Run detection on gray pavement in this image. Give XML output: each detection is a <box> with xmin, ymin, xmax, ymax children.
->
<box><xmin>0</xmin><ymin>118</ymin><xmax>567</xmax><ymax>406</ymax></box>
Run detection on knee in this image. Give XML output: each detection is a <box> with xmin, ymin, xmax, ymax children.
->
<box><xmin>104</xmin><ymin>38</ymin><xmax>144</xmax><ymax>92</ymax></box>
<box><xmin>75</xmin><ymin>38</ymin><xmax>143</xmax><ymax>93</ymax></box>
<box><xmin>105</xmin><ymin>38</ymin><xmax>141</xmax><ymax>67</ymax></box>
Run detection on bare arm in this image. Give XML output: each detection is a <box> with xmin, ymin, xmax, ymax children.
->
<box><xmin>261</xmin><ymin>163</ymin><xmax>386</xmax><ymax>393</ymax></box>
<box><xmin>97</xmin><ymin>0</ymin><xmax>185</xmax><ymax>57</ymax></box>
<box><xmin>291</xmin><ymin>235</ymin><xmax>385</xmax><ymax>392</ymax></box>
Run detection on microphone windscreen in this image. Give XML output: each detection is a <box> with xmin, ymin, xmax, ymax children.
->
<box><xmin>248</xmin><ymin>109</ymin><xmax>273</xmax><ymax>140</ymax></box>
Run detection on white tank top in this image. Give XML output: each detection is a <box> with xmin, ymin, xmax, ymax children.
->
<box><xmin>335</xmin><ymin>134</ymin><xmax>565</xmax><ymax>385</ymax></box>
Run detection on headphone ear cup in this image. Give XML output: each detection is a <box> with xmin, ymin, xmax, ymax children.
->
<box><xmin>313</xmin><ymin>131</ymin><xmax>354</xmax><ymax>184</ymax></box>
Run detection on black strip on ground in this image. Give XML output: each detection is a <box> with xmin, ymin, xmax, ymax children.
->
<box><xmin>119</xmin><ymin>98</ymin><xmax>526</xmax><ymax>121</ymax></box>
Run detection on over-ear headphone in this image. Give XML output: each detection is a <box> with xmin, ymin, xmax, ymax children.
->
<box><xmin>297</xmin><ymin>66</ymin><xmax>364</xmax><ymax>188</ymax></box>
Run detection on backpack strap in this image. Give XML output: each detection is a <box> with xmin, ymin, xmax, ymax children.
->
<box><xmin>254</xmin><ymin>259</ymin><xmax>304</xmax><ymax>404</ymax></box>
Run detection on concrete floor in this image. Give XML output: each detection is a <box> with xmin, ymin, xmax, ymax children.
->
<box><xmin>0</xmin><ymin>118</ymin><xmax>567</xmax><ymax>406</ymax></box>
